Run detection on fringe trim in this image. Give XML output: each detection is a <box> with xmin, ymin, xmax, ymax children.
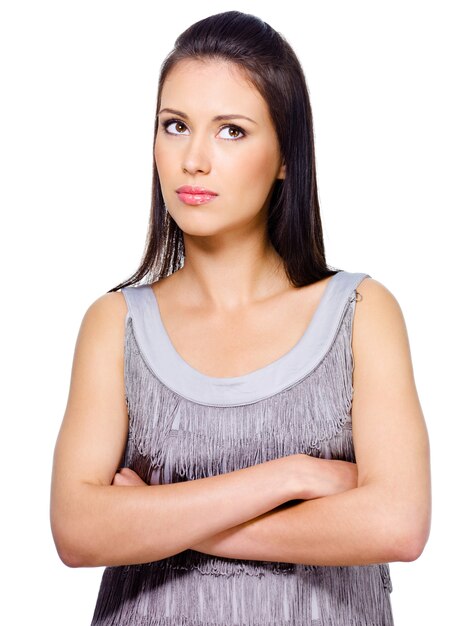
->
<box><xmin>90</xmin><ymin>561</ymin><xmax>393</xmax><ymax>625</ymax></box>
<box><xmin>124</xmin><ymin>298</ymin><xmax>357</xmax><ymax>484</ymax></box>
<box><xmin>314</xmin><ymin>564</ymin><xmax>394</xmax><ymax>625</ymax></box>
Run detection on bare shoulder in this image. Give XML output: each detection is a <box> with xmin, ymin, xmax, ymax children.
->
<box><xmin>71</xmin><ymin>290</ymin><xmax>130</xmax><ymax>377</ymax></box>
<box><xmin>353</xmin><ymin>276</ymin><xmax>408</xmax><ymax>343</ymax></box>
<box><xmin>352</xmin><ymin>276</ymin><xmax>413</xmax><ymax>385</ymax></box>
<box><xmin>355</xmin><ymin>276</ymin><xmax>403</xmax><ymax>312</ymax></box>
<box><xmin>84</xmin><ymin>289</ymin><xmax>128</xmax><ymax>320</ymax></box>
<box><xmin>80</xmin><ymin>290</ymin><xmax>128</xmax><ymax>337</ymax></box>
<box><xmin>351</xmin><ymin>276</ymin><xmax>422</xmax><ymax>453</ymax></box>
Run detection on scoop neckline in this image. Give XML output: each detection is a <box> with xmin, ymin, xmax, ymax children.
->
<box><xmin>145</xmin><ymin>271</ymin><xmax>343</xmax><ymax>384</ymax></box>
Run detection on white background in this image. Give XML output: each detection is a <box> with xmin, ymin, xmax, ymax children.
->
<box><xmin>1</xmin><ymin>1</ymin><xmax>468</xmax><ymax>624</ymax></box>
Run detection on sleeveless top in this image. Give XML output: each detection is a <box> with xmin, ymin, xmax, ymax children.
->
<box><xmin>90</xmin><ymin>269</ymin><xmax>394</xmax><ymax>626</ymax></box>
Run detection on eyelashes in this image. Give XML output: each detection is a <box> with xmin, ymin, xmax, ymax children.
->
<box><xmin>160</xmin><ymin>118</ymin><xmax>246</xmax><ymax>141</ymax></box>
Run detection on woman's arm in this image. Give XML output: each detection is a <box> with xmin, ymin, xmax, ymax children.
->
<box><xmin>186</xmin><ymin>279</ymin><xmax>432</xmax><ymax>566</ymax></box>
<box><xmin>50</xmin><ymin>293</ymin><xmax>303</xmax><ymax>569</ymax></box>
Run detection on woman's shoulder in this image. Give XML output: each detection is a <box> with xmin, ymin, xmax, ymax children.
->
<box><xmin>350</xmin><ymin>273</ymin><xmax>408</xmax><ymax>358</ymax></box>
<box><xmin>88</xmin><ymin>288</ymin><xmax>129</xmax><ymax>317</ymax></box>
<box><xmin>350</xmin><ymin>273</ymin><xmax>399</xmax><ymax>306</ymax></box>
<box><xmin>79</xmin><ymin>290</ymin><xmax>129</xmax><ymax>347</ymax></box>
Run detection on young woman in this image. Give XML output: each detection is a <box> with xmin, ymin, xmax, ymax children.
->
<box><xmin>50</xmin><ymin>10</ymin><xmax>431</xmax><ymax>626</ymax></box>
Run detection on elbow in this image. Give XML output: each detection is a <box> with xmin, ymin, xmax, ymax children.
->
<box><xmin>52</xmin><ymin>529</ymin><xmax>87</xmax><ymax>568</ymax></box>
<box><xmin>394</xmin><ymin>531</ymin><xmax>426</xmax><ymax>562</ymax></box>
<box><xmin>54</xmin><ymin>526</ymin><xmax>102</xmax><ymax>568</ymax></box>
<box><xmin>57</xmin><ymin>545</ymin><xmax>85</xmax><ymax>569</ymax></box>
<box><xmin>54</xmin><ymin>535</ymin><xmax>99</xmax><ymax>568</ymax></box>
<box><xmin>392</xmin><ymin>513</ymin><xmax>431</xmax><ymax>562</ymax></box>
<box><xmin>51</xmin><ymin>512</ymin><xmax>95</xmax><ymax>568</ymax></box>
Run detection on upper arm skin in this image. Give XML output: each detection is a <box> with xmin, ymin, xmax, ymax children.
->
<box><xmin>50</xmin><ymin>291</ymin><xmax>129</xmax><ymax>560</ymax></box>
<box><xmin>351</xmin><ymin>277</ymin><xmax>432</xmax><ymax>560</ymax></box>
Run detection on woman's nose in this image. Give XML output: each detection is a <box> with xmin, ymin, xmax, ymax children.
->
<box><xmin>181</xmin><ymin>135</ymin><xmax>211</xmax><ymax>174</ymax></box>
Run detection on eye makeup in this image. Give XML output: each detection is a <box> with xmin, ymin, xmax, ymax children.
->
<box><xmin>159</xmin><ymin>118</ymin><xmax>247</xmax><ymax>141</ymax></box>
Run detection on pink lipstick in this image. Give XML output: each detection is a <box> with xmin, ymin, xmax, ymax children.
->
<box><xmin>176</xmin><ymin>185</ymin><xmax>218</xmax><ymax>206</ymax></box>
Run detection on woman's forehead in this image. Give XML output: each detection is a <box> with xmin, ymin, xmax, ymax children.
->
<box><xmin>160</xmin><ymin>60</ymin><xmax>268</xmax><ymax>119</ymax></box>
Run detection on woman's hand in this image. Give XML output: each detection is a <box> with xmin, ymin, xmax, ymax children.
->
<box><xmin>112</xmin><ymin>467</ymin><xmax>148</xmax><ymax>487</ymax></box>
<box><xmin>294</xmin><ymin>454</ymin><xmax>358</xmax><ymax>500</ymax></box>
<box><xmin>110</xmin><ymin>457</ymin><xmax>357</xmax><ymax>499</ymax></box>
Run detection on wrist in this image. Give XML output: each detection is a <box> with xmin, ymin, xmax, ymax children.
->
<box><xmin>273</xmin><ymin>454</ymin><xmax>306</xmax><ymax>501</ymax></box>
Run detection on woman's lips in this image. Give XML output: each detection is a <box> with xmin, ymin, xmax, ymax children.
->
<box><xmin>176</xmin><ymin>191</ymin><xmax>218</xmax><ymax>206</ymax></box>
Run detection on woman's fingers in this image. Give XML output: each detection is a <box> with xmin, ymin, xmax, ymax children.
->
<box><xmin>112</xmin><ymin>467</ymin><xmax>148</xmax><ymax>487</ymax></box>
<box><xmin>111</xmin><ymin>472</ymin><xmax>126</xmax><ymax>486</ymax></box>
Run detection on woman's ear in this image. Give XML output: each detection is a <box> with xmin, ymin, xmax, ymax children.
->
<box><xmin>277</xmin><ymin>161</ymin><xmax>286</xmax><ymax>180</ymax></box>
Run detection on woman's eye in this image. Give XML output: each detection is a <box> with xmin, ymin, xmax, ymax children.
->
<box><xmin>163</xmin><ymin>120</ymin><xmax>189</xmax><ymax>135</ymax></box>
<box><xmin>219</xmin><ymin>125</ymin><xmax>245</xmax><ymax>140</ymax></box>
<box><xmin>161</xmin><ymin>119</ymin><xmax>245</xmax><ymax>140</ymax></box>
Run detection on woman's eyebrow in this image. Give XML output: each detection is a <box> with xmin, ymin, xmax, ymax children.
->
<box><xmin>158</xmin><ymin>107</ymin><xmax>258</xmax><ymax>124</ymax></box>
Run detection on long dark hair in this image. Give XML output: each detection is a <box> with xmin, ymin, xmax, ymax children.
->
<box><xmin>108</xmin><ymin>10</ymin><xmax>341</xmax><ymax>293</ymax></box>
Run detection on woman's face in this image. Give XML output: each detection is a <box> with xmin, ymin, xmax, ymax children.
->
<box><xmin>154</xmin><ymin>59</ymin><xmax>285</xmax><ymax>237</ymax></box>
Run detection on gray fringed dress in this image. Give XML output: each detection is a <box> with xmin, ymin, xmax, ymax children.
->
<box><xmin>90</xmin><ymin>270</ymin><xmax>394</xmax><ymax>626</ymax></box>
